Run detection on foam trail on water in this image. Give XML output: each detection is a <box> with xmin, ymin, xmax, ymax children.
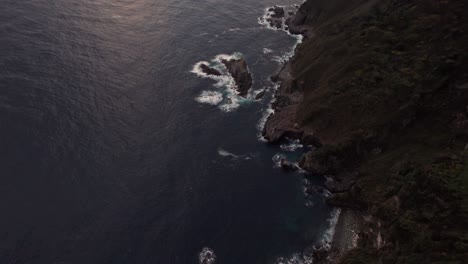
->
<box><xmin>218</xmin><ymin>148</ymin><xmax>239</xmax><ymax>159</ymax></box>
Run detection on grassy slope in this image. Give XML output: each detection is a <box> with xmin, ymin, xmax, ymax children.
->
<box><xmin>290</xmin><ymin>0</ymin><xmax>468</xmax><ymax>263</ymax></box>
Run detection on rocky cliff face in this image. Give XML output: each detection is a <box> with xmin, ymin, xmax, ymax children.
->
<box><xmin>267</xmin><ymin>0</ymin><xmax>468</xmax><ymax>263</ymax></box>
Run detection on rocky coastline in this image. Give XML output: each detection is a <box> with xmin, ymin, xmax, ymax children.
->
<box><xmin>264</xmin><ymin>0</ymin><xmax>468</xmax><ymax>263</ymax></box>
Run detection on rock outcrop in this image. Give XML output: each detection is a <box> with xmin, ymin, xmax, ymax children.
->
<box><xmin>265</xmin><ymin>6</ymin><xmax>285</xmax><ymax>29</ymax></box>
<box><xmin>221</xmin><ymin>58</ymin><xmax>252</xmax><ymax>97</ymax></box>
<box><xmin>199</xmin><ymin>64</ymin><xmax>221</xmax><ymax>76</ymax></box>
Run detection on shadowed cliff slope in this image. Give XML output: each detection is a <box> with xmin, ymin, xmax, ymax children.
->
<box><xmin>283</xmin><ymin>0</ymin><xmax>468</xmax><ymax>263</ymax></box>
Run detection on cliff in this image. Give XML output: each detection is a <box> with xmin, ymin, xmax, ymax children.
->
<box><xmin>267</xmin><ymin>0</ymin><xmax>468</xmax><ymax>263</ymax></box>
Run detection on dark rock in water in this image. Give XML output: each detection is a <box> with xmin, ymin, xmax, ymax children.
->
<box><xmin>255</xmin><ymin>90</ymin><xmax>266</xmax><ymax>100</ymax></box>
<box><xmin>221</xmin><ymin>58</ymin><xmax>252</xmax><ymax>97</ymax></box>
<box><xmin>270</xmin><ymin>74</ymin><xmax>279</xmax><ymax>83</ymax></box>
<box><xmin>264</xmin><ymin>6</ymin><xmax>285</xmax><ymax>29</ymax></box>
<box><xmin>270</xmin><ymin>19</ymin><xmax>283</xmax><ymax>29</ymax></box>
<box><xmin>280</xmin><ymin>158</ymin><xmax>297</xmax><ymax>171</ymax></box>
<box><xmin>301</xmin><ymin>133</ymin><xmax>323</xmax><ymax>147</ymax></box>
<box><xmin>199</xmin><ymin>64</ymin><xmax>221</xmax><ymax>76</ymax></box>
<box><xmin>269</xmin><ymin>6</ymin><xmax>285</xmax><ymax>18</ymax></box>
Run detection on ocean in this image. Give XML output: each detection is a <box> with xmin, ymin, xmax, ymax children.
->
<box><xmin>0</xmin><ymin>0</ymin><xmax>334</xmax><ymax>263</ymax></box>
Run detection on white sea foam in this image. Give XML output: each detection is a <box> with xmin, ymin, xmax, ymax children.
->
<box><xmin>280</xmin><ymin>139</ymin><xmax>303</xmax><ymax>151</ymax></box>
<box><xmin>263</xmin><ymin>48</ymin><xmax>273</xmax><ymax>54</ymax></box>
<box><xmin>272</xmin><ymin>153</ymin><xmax>286</xmax><ymax>168</ymax></box>
<box><xmin>257</xmin><ymin>4</ymin><xmax>304</xmax><ymax>139</ymax></box>
<box><xmin>199</xmin><ymin>247</ymin><xmax>216</xmax><ymax>264</ymax></box>
<box><xmin>218</xmin><ymin>148</ymin><xmax>239</xmax><ymax>159</ymax></box>
<box><xmin>258</xmin><ymin>6</ymin><xmax>288</xmax><ymax>31</ymax></box>
<box><xmin>195</xmin><ymin>91</ymin><xmax>223</xmax><ymax>105</ymax></box>
<box><xmin>274</xmin><ymin>208</ymin><xmax>342</xmax><ymax>264</ymax></box>
<box><xmin>191</xmin><ymin>61</ymin><xmax>213</xmax><ymax>77</ymax></box>
<box><xmin>275</xmin><ymin>253</ymin><xmax>314</xmax><ymax>264</ymax></box>
<box><xmin>256</xmin><ymin>83</ymin><xmax>278</xmax><ymax>141</ymax></box>
<box><xmin>191</xmin><ymin>52</ymin><xmax>253</xmax><ymax>112</ymax></box>
<box><xmin>320</xmin><ymin>208</ymin><xmax>342</xmax><ymax>250</ymax></box>
<box><xmin>214</xmin><ymin>52</ymin><xmax>243</xmax><ymax>62</ymax></box>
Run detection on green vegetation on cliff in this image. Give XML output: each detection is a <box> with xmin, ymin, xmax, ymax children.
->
<box><xmin>290</xmin><ymin>0</ymin><xmax>468</xmax><ymax>263</ymax></box>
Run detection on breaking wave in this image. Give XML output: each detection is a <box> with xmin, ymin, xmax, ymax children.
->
<box><xmin>199</xmin><ymin>247</ymin><xmax>216</xmax><ymax>264</ymax></box>
<box><xmin>191</xmin><ymin>53</ymin><xmax>251</xmax><ymax>112</ymax></box>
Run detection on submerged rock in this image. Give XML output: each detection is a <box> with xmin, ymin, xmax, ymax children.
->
<box><xmin>221</xmin><ymin>58</ymin><xmax>252</xmax><ymax>97</ymax></box>
<box><xmin>280</xmin><ymin>158</ymin><xmax>298</xmax><ymax>171</ymax></box>
<box><xmin>199</xmin><ymin>64</ymin><xmax>221</xmax><ymax>76</ymax></box>
<box><xmin>255</xmin><ymin>89</ymin><xmax>266</xmax><ymax>100</ymax></box>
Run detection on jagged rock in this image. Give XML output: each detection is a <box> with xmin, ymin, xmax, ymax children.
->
<box><xmin>221</xmin><ymin>58</ymin><xmax>252</xmax><ymax>97</ymax></box>
<box><xmin>280</xmin><ymin>158</ymin><xmax>298</xmax><ymax>171</ymax></box>
<box><xmin>199</xmin><ymin>64</ymin><xmax>221</xmax><ymax>76</ymax></box>
<box><xmin>265</xmin><ymin>6</ymin><xmax>286</xmax><ymax>29</ymax></box>
<box><xmin>269</xmin><ymin>6</ymin><xmax>285</xmax><ymax>18</ymax></box>
<box><xmin>263</xmin><ymin>105</ymin><xmax>304</xmax><ymax>143</ymax></box>
<box><xmin>255</xmin><ymin>90</ymin><xmax>266</xmax><ymax>100</ymax></box>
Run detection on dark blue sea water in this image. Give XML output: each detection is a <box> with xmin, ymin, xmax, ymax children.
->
<box><xmin>0</xmin><ymin>0</ymin><xmax>334</xmax><ymax>263</ymax></box>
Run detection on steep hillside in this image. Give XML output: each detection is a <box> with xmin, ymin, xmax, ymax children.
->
<box><xmin>270</xmin><ymin>0</ymin><xmax>468</xmax><ymax>263</ymax></box>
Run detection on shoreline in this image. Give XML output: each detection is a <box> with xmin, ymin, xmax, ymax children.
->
<box><xmin>260</xmin><ymin>2</ymin><xmax>361</xmax><ymax>262</ymax></box>
<box><xmin>263</xmin><ymin>0</ymin><xmax>468</xmax><ymax>263</ymax></box>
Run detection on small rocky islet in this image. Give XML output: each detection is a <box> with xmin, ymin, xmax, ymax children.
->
<box><xmin>198</xmin><ymin>58</ymin><xmax>253</xmax><ymax>98</ymax></box>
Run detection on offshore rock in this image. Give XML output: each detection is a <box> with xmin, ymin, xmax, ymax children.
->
<box><xmin>266</xmin><ymin>6</ymin><xmax>285</xmax><ymax>29</ymax></box>
<box><xmin>221</xmin><ymin>58</ymin><xmax>252</xmax><ymax>97</ymax></box>
<box><xmin>199</xmin><ymin>64</ymin><xmax>221</xmax><ymax>76</ymax></box>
